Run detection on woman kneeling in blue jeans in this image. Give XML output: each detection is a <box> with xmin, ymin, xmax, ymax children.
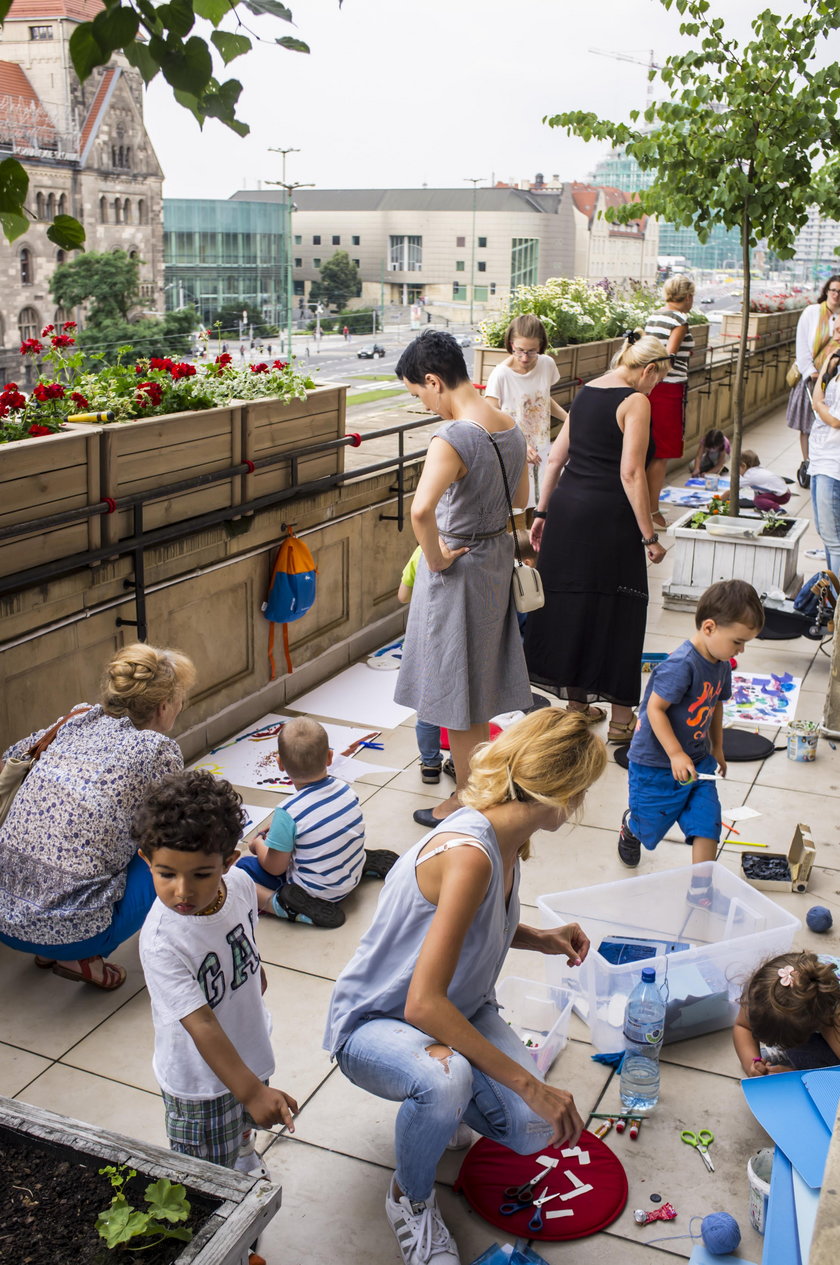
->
<box><xmin>323</xmin><ymin>709</ymin><xmax>606</xmax><ymax>1265</ymax></box>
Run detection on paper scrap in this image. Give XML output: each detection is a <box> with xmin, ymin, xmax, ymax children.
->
<box><xmin>561</xmin><ymin>1147</ymin><xmax>590</xmax><ymax>1165</ymax></box>
<box><xmin>724</xmin><ymin>805</ymin><xmax>762</xmax><ymax>822</ymax></box>
<box><xmin>563</xmin><ymin>1170</ymin><xmax>585</xmax><ymax>1189</ymax></box>
<box><xmin>545</xmin><ymin>1209</ymin><xmax>575</xmax><ymax>1219</ymax></box>
<box><xmin>559</xmin><ymin>1183</ymin><xmax>593</xmax><ymax>1201</ymax></box>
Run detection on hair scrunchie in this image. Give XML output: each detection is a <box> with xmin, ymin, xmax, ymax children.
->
<box><xmin>624</xmin><ymin>330</ymin><xmax>641</xmax><ymax>345</ymax></box>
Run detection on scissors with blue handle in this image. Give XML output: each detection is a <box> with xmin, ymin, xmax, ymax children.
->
<box><xmin>681</xmin><ymin>1128</ymin><xmax>715</xmax><ymax>1172</ymax></box>
<box><xmin>499</xmin><ymin>1187</ymin><xmax>559</xmax><ymax>1230</ymax></box>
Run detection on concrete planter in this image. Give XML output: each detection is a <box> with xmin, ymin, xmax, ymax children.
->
<box><xmin>0</xmin><ymin>422</ymin><xmax>102</xmax><ymax>579</ymax></box>
<box><xmin>662</xmin><ymin>508</ymin><xmax>809</xmax><ymax>608</ymax></box>
<box><xmin>0</xmin><ymin>1095</ymin><xmax>282</xmax><ymax>1265</ymax></box>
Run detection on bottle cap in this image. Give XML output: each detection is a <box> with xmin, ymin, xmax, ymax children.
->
<box><xmin>641</xmin><ymin>967</ymin><xmax>656</xmax><ymax>982</ymax></box>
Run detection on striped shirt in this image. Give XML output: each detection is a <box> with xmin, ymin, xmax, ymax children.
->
<box><xmin>645</xmin><ymin>308</ymin><xmax>694</xmax><ymax>383</ymax></box>
<box><xmin>265</xmin><ymin>775</ymin><xmax>365</xmax><ymax>899</ymax></box>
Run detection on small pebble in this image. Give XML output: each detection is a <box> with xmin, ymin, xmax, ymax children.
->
<box><xmin>650</xmin><ymin>1193</ymin><xmax>662</xmax><ymax>1203</ymax></box>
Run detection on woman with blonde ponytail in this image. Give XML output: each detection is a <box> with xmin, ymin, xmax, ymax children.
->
<box><xmin>325</xmin><ymin>708</ymin><xmax>606</xmax><ymax>1265</ymax></box>
<box><xmin>525</xmin><ymin>330</ymin><xmax>670</xmax><ymax>744</ymax></box>
<box><xmin>0</xmin><ymin>643</ymin><xmax>196</xmax><ymax>991</ymax></box>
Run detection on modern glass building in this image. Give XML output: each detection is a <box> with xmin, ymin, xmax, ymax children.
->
<box><xmin>163</xmin><ymin>199</ymin><xmax>286</xmax><ymax>326</ymax></box>
<box><xmin>589</xmin><ymin>149</ymin><xmax>743</xmax><ymax>270</ymax></box>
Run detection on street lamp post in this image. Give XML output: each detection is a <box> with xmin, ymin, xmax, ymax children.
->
<box><xmin>268</xmin><ymin>147</ymin><xmax>314</xmax><ymax>358</ymax></box>
<box><xmin>464</xmin><ymin>177</ymin><xmax>483</xmax><ymax>327</ymax></box>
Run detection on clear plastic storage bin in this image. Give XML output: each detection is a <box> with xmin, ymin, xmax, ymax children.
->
<box><xmin>496</xmin><ymin>977</ymin><xmax>573</xmax><ymax>1075</ymax></box>
<box><xmin>536</xmin><ymin>862</ymin><xmax>800</xmax><ymax>1052</ymax></box>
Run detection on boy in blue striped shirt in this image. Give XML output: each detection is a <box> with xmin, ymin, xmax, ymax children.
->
<box><xmin>237</xmin><ymin>717</ymin><xmax>397</xmax><ymax>928</ymax></box>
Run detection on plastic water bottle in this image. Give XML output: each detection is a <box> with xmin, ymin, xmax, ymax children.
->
<box><xmin>620</xmin><ymin>966</ymin><xmax>665</xmax><ymax>1112</ymax></box>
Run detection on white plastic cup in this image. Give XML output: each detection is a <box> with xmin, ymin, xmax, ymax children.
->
<box><xmin>747</xmin><ymin>1148</ymin><xmax>773</xmax><ymax>1233</ymax></box>
<box><xmin>704</xmin><ymin>473</ymin><xmax>720</xmax><ymax>491</ymax></box>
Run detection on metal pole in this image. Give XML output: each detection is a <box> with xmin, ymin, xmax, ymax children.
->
<box><xmin>464</xmin><ymin>177</ymin><xmax>483</xmax><ymax>327</ymax></box>
<box><xmin>268</xmin><ymin>148</ymin><xmax>315</xmax><ymax>359</ymax></box>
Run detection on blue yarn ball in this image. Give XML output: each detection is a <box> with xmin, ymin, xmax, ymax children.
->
<box><xmin>807</xmin><ymin>905</ymin><xmax>833</xmax><ymax>934</ymax></box>
<box><xmin>701</xmin><ymin>1212</ymin><xmax>741</xmax><ymax>1255</ymax></box>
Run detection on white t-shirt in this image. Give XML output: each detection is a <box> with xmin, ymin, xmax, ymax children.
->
<box><xmin>810</xmin><ymin>376</ymin><xmax>840</xmax><ymax>481</ymax></box>
<box><xmin>140</xmin><ymin>865</ymin><xmax>275</xmax><ymax>1100</ymax></box>
<box><xmin>741</xmin><ymin>465</ymin><xmax>787</xmax><ymax>496</ymax></box>
<box><xmin>485</xmin><ymin>355</ymin><xmax>560</xmax><ymax>505</ymax></box>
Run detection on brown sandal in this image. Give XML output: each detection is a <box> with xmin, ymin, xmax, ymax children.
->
<box><xmin>565</xmin><ymin>704</ymin><xmax>606</xmax><ymax>725</ymax></box>
<box><xmin>607</xmin><ymin>718</ymin><xmax>637</xmax><ymax>743</ymax></box>
<box><xmin>51</xmin><ymin>955</ymin><xmax>126</xmax><ymax>991</ymax></box>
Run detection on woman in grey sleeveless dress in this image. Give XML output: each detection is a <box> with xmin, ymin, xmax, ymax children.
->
<box><xmin>394</xmin><ymin>331</ymin><xmax>532</xmax><ymax>825</ymax></box>
<box><xmin>324</xmin><ymin>709</ymin><xmax>606</xmax><ymax>1265</ymax></box>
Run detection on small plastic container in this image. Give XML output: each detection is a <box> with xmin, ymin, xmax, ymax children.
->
<box><xmin>747</xmin><ymin>1148</ymin><xmax>773</xmax><ymax>1233</ymax></box>
<box><xmin>536</xmin><ymin>862</ymin><xmax>800</xmax><ymax>1052</ymax></box>
<box><xmin>496</xmin><ymin>977</ymin><xmax>573</xmax><ymax>1075</ymax></box>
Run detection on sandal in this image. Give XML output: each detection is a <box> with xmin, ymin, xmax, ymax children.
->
<box><xmin>565</xmin><ymin>704</ymin><xmax>606</xmax><ymax>725</ymax></box>
<box><xmin>34</xmin><ymin>955</ymin><xmax>56</xmax><ymax>969</ymax></box>
<box><xmin>51</xmin><ymin>955</ymin><xmax>126</xmax><ymax>991</ymax></box>
<box><xmin>607</xmin><ymin>717</ymin><xmax>637</xmax><ymax>744</ymax></box>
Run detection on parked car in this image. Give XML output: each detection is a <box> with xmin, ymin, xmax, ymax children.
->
<box><xmin>357</xmin><ymin>344</ymin><xmax>386</xmax><ymax>359</ymax></box>
<box><xmin>455</xmin><ymin>334</ymin><xmax>472</xmax><ymax>347</ymax></box>
<box><xmin>700</xmin><ymin>296</ymin><xmax>715</xmax><ymax>304</ymax></box>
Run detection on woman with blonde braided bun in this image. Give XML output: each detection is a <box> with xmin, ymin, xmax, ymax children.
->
<box><xmin>734</xmin><ymin>951</ymin><xmax>840</xmax><ymax>1076</ymax></box>
<box><xmin>0</xmin><ymin>643</ymin><xmax>195</xmax><ymax>990</ymax></box>
<box><xmin>325</xmin><ymin>708</ymin><xmax>606</xmax><ymax>1265</ymax></box>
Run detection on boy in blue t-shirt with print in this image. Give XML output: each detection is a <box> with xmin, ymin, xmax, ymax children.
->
<box><xmin>618</xmin><ymin>580</ymin><xmax>765</xmax><ymax>897</ymax></box>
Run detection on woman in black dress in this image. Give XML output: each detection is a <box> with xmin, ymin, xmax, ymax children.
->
<box><xmin>525</xmin><ymin>331</ymin><xmax>669</xmax><ymax>744</ymax></box>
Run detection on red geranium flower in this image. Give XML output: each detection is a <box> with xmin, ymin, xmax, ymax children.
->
<box><xmin>33</xmin><ymin>382</ymin><xmax>65</xmax><ymax>401</ymax></box>
<box><xmin>136</xmin><ymin>381</ymin><xmax>163</xmax><ymax>407</ymax></box>
<box><xmin>250</xmin><ymin>363</ymin><xmax>269</xmax><ymax>374</ymax></box>
<box><xmin>62</xmin><ymin>321</ymin><xmax>76</xmax><ymax>330</ymax></box>
<box><xmin>149</xmin><ymin>357</ymin><xmax>174</xmax><ymax>373</ymax></box>
<box><xmin>28</xmin><ymin>424</ymin><xmax>52</xmax><ymax>437</ymax></box>
<box><xmin>20</xmin><ymin>338</ymin><xmax>44</xmax><ymax>356</ymax></box>
<box><xmin>170</xmin><ymin>362</ymin><xmax>196</xmax><ymax>379</ymax></box>
<box><xmin>1</xmin><ymin>384</ymin><xmax>26</xmax><ymax>410</ymax></box>
<box><xmin>41</xmin><ymin>324</ymin><xmax>54</xmax><ymax>336</ymax></box>
<box><xmin>70</xmin><ymin>391</ymin><xmax>89</xmax><ymax>409</ymax></box>
<box><xmin>215</xmin><ymin>353</ymin><xmax>233</xmax><ymax>367</ymax></box>
<box><xmin>50</xmin><ymin>333</ymin><xmax>75</xmax><ymax>348</ymax></box>
<box><xmin>272</xmin><ymin>360</ymin><xmax>288</xmax><ymax>370</ymax></box>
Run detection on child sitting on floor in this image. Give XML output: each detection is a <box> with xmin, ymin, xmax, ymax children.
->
<box><xmin>618</xmin><ymin>580</ymin><xmax>764</xmax><ymax>904</ymax></box>
<box><xmin>734</xmin><ymin>951</ymin><xmax>840</xmax><ymax>1075</ymax></box>
<box><xmin>237</xmin><ymin>716</ymin><xmax>397</xmax><ymax>928</ymax></box>
<box><xmin>137</xmin><ymin>771</ymin><xmax>298</xmax><ymax>1186</ymax></box>
<box><xmin>739</xmin><ymin>450</ymin><xmax>792</xmax><ymax>511</ymax></box>
<box><xmin>690</xmin><ymin>428</ymin><xmax>730</xmax><ymax>476</ymax></box>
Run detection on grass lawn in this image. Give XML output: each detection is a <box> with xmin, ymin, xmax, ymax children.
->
<box><xmin>347</xmin><ymin>387</ymin><xmax>406</xmax><ymax>407</ymax></box>
<box><xmin>350</xmin><ymin>373</ymin><xmax>394</xmax><ymax>382</ymax></box>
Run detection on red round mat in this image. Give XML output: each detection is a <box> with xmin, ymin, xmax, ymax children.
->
<box><xmin>454</xmin><ymin>1133</ymin><xmax>628</xmax><ymax>1241</ymax></box>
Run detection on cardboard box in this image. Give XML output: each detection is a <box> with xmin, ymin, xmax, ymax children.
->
<box><xmin>741</xmin><ymin>823</ymin><xmax>816</xmax><ymax>893</ymax></box>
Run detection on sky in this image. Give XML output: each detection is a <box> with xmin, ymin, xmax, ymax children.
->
<box><xmin>145</xmin><ymin>0</ymin><xmax>840</xmax><ymax>200</ymax></box>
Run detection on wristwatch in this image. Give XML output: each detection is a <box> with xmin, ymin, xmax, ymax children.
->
<box><xmin>532</xmin><ymin>510</ymin><xmax>547</xmax><ymax>519</ymax></box>
<box><xmin>641</xmin><ymin>532</ymin><xmax>659</xmax><ymax>546</ymax></box>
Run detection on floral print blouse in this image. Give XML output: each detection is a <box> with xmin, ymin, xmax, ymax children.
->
<box><xmin>0</xmin><ymin>705</ymin><xmax>182</xmax><ymax>945</ymax></box>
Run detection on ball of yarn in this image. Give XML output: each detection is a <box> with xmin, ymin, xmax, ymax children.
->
<box><xmin>807</xmin><ymin>905</ymin><xmax>833</xmax><ymax>934</ymax></box>
<box><xmin>701</xmin><ymin>1212</ymin><xmax>741</xmax><ymax>1255</ymax></box>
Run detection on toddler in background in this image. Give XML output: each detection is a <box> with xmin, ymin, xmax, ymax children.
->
<box><xmin>739</xmin><ymin>450</ymin><xmax>791</xmax><ymax>511</ymax></box>
<box><xmin>618</xmin><ymin>580</ymin><xmax>764</xmax><ymax>906</ymax></box>
<box><xmin>734</xmin><ymin>951</ymin><xmax>840</xmax><ymax>1074</ymax></box>
<box><xmin>690</xmin><ymin>428</ymin><xmax>730</xmax><ymax>476</ymax></box>
<box><xmin>237</xmin><ymin>717</ymin><xmax>396</xmax><ymax>928</ymax></box>
<box><xmin>398</xmin><ymin>545</ymin><xmax>454</xmax><ymax>784</ymax></box>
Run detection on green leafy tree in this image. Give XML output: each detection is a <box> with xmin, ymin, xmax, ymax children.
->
<box><xmin>51</xmin><ymin>249</ymin><xmax>140</xmax><ymax>324</ymax></box>
<box><xmin>209</xmin><ymin>302</ymin><xmax>272</xmax><ymax>340</ymax></box>
<box><xmin>545</xmin><ymin>0</ymin><xmax>840</xmax><ymax>511</ymax></box>
<box><xmin>310</xmin><ymin>250</ymin><xmax>361</xmax><ymax>312</ymax></box>
<box><xmin>76</xmin><ymin>309</ymin><xmax>196</xmax><ymax>364</ymax></box>
<box><xmin>0</xmin><ymin>0</ymin><xmax>327</xmax><ymax>247</ymax></box>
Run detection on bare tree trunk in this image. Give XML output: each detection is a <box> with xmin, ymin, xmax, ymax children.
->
<box><xmin>729</xmin><ymin>202</ymin><xmax>751</xmax><ymax>517</ymax></box>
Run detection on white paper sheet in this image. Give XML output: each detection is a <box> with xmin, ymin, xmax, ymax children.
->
<box><xmin>291</xmin><ymin>663</ymin><xmax>416</xmax><ymax>729</ymax></box>
<box><xmin>328</xmin><ymin>754</ymin><xmax>399</xmax><ymax>783</ymax></box>
<box><xmin>240</xmin><ymin>803</ymin><xmax>274</xmax><ymax>833</ymax></box>
<box><xmin>723</xmin><ymin>805</ymin><xmax>762</xmax><ymax>822</ymax></box>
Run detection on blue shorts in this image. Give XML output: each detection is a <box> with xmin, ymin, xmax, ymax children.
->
<box><xmin>236</xmin><ymin>854</ymin><xmax>288</xmax><ymax>891</ymax></box>
<box><xmin>627</xmin><ymin>754</ymin><xmax>721</xmax><ymax>850</ymax></box>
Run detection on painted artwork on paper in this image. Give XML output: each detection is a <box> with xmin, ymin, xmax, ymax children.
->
<box><xmin>189</xmin><ymin>713</ymin><xmax>381</xmax><ymax>792</ymax></box>
<box><xmin>722</xmin><ymin>671</ymin><xmax>801</xmax><ymax>728</ymax></box>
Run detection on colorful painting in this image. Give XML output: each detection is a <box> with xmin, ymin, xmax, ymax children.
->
<box><xmin>189</xmin><ymin>713</ymin><xmax>381</xmax><ymax>792</ymax></box>
<box><xmin>722</xmin><ymin>671</ymin><xmax>801</xmax><ymax>728</ymax></box>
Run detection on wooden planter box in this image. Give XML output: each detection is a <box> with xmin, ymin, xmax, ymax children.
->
<box><xmin>662</xmin><ymin>508</ymin><xmax>809</xmax><ymax>608</ymax></box>
<box><xmin>473</xmin><ymin>344</ymin><xmax>578</xmax><ymax>388</ymax></box>
<box><xmin>1</xmin><ymin>1095</ymin><xmax>282</xmax><ymax>1265</ymax></box>
<box><xmin>720</xmin><ymin>309</ymin><xmax>802</xmax><ymax>344</ymax></box>
<box><xmin>0</xmin><ymin>423</ymin><xmax>102</xmax><ymax>579</ymax></box>
<box><xmin>242</xmin><ymin>383</ymin><xmax>346</xmax><ymax>504</ymax></box>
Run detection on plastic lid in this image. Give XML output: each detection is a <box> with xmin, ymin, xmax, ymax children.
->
<box><xmin>641</xmin><ymin>967</ymin><xmax>656</xmax><ymax>983</ymax></box>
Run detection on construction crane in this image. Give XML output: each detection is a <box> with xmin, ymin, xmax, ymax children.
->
<box><xmin>589</xmin><ymin>48</ymin><xmax>661</xmax><ymax>111</ymax></box>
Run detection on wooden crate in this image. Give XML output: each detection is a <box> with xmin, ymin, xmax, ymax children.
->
<box><xmin>0</xmin><ymin>423</ymin><xmax>101</xmax><ymax>578</ymax></box>
<box><xmin>100</xmin><ymin>404</ymin><xmax>243</xmax><ymax>545</ymax></box>
<box><xmin>663</xmin><ymin>509</ymin><xmax>809</xmax><ymax>605</ymax></box>
<box><xmin>242</xmin><ymin>384</ymin><xmax>346</xmax><ymax>504</ymax></box>
<box><xmin>0</xmin><ymin>1095</ymin><xmax>281</xmax><ymax>1265</ymax></box>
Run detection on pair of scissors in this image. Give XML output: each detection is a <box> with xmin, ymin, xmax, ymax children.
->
<box><xmin>499</xmin><ymin>1187</ymin><xmax>560</xmax><ymax>1231</ymax></box>
<box><xmin>681</xmin><ymin>1128</ymin><xmax>715</xmax><ymax>1172</ymax></box>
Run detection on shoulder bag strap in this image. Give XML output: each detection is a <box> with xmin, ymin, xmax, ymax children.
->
<box><xmin>28</xmin><ymin>706</ymin><xmax>91</xmax><ymax>761</ymax></box>
<box><xmin>464</xmin><ymin>420</ymin><xmax>524</xmax><ymax>565</ymax></box>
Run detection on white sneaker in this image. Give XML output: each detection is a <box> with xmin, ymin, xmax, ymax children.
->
<box><xmin>385</xmin><ymin>1182</ymin><xmax>460</xmax><ymax>1265</ymax></box>
<box><xmin>445</xmin><ymin>1123</ymin><xmax>474</xmax><ymax>1151</ymax></box>
<box><xmin>235</xmin><ymin>1137</ymin><xmax>270</xmax><ymax>1179</ymax></box>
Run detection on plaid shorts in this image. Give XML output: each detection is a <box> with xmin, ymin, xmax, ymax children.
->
<box><xmin>162</xmin><ymin>1089</ymin><xmax>257</xmax><ymax>1169</ymax></box>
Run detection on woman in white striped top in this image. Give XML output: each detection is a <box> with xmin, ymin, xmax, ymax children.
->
<box><xmin>644</xmin><ymin>275</ymin><xmax>696</xmax><ymax>526</ymax></box>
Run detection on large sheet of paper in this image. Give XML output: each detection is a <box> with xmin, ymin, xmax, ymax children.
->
<box><xmin>189</xmin><ymin>714</ymin><xmax>381</xmax><ymax>792</ymax></box>
<box><xmin>722</xmin><ymin>671</ymin><xmax>801</xmax><ymax>728</ymax></box>
<box><xmin>290</xmin><ymin>662</ymin><xmax>416</xmax><ymax>728</ymax></box>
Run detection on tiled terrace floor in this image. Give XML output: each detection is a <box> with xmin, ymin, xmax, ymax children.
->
<box><xmin>3</xmin><ymin>403</ymin><xmax>839</xmax><ymax>1263</ymax></box>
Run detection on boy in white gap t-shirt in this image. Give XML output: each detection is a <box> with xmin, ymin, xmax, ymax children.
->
<box><xmin>138</xmin><ymin>770</ymin><xmax>297</xmax><ymax>1175</ymax></box>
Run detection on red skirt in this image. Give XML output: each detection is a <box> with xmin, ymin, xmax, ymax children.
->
<box><xmin>648</xmin><ymin>380</ymin><xmax>686</xmax><ymax>459</ymax></box>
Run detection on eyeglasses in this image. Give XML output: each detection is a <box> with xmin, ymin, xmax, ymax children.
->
<box><xmin>511</xmin><ymin>347</ymin><xmax>539</xmax><ymax>359</ymax></box>
<box><xmin>828</xmin><ymin>288</ymin><xmax>840</xmax><ymax>295</ymax></box>
<box><xmin>651</xmin><ymin>354</ymin><xmax>676</xmax><ymax>366</ymax></box>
